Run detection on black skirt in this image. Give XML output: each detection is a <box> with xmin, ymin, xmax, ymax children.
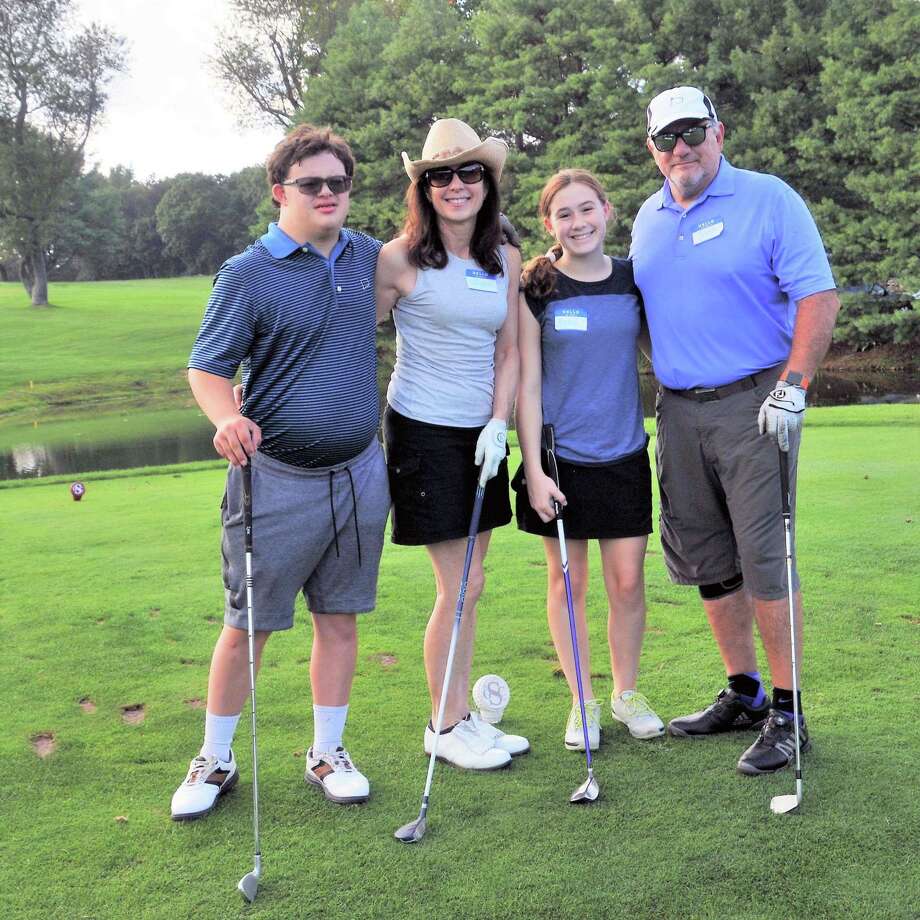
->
<box><xmin>383</xmin><ymin>405</ymin><xmax>512</xmax><ymax>546</ymax></box>
<box><xmin>511</xmin><ymin>442</ymin><xmax>652</xmax><ymax>541</ymax></box>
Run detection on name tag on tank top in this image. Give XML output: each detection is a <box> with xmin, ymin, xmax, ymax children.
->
<box><xmin>692</xmin><ymin>218</ymin><xmax>724</xmax><ymax>245</ymax></box>
<box><xmin>465</xmin><ymin>268</ymin><xmax>499</xmax><ymax>292</ymax></box>
<box><xmin>554</xmin><ymin>307</ymin><xmax>588</xmax><ymax>332</ymax></box>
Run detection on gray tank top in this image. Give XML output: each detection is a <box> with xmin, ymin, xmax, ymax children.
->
<box><xmin>387</xmin><ymin>249</ymin><xmax>510</xmax><ymax>427</ymax></box>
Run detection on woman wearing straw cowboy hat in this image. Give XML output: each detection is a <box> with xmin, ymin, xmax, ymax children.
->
<box><xmin>376</xmin><ymin>118</ymin><xmax>529</xmax><ymax>770</ymax></box>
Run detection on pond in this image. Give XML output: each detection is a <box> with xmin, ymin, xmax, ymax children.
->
<box><xmin>2</xmin><ymin>370</ymin><xmax>917</xmax><ymax>481</ymax></box>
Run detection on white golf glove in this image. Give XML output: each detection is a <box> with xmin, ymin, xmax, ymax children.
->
<box><xmin>758</xmin><ymin>381</ymin><xmax>807</xmax><ymax>452</ymax></box>
<box><xmin>474</xmin><ymin>419</ymin><xmax>507</xmax><ymax>482</ymax></box>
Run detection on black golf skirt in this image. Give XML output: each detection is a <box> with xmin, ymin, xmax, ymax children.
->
<box><xmin>511</xmin><ymin>443</ymin><xmax>653</xmax><ymax>541</ymax></box>
<box><xmin>383</xmin><ymin>405</ymin><xmax>512</xmax><ymax>546</ymax></box>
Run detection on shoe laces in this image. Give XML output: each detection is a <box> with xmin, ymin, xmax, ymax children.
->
<box><xmin>569</xmin><ymin>701</ymin><xmax>601</xmax><ymax>730</ymax></box>
<box><xmin>330</xmin><ymin>748</ymin><xmax>356</xmax><ymax>773</ymax></box>
<box><xmin>617</xmin><ymin>691</ymin><xmax>655</xmax><ymax>718</ymax></box>
<box><xmin>185</xmin><ymin>754</ymin><xmax>217</xmax><ymax>785</ymax></box>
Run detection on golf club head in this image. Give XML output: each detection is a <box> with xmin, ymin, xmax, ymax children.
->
<box><xmin>570</xmin><ymin>775</ymin><xmax>600</xmax><ymax>804</ymax></box>
<box><xmin>238</xmin><ymin>871</ymin><xmax>259</xmax><ymax>903</ymax></box>
<box><xmin>770</xmin><ymin>793</ymin><xmax>801</xmax><ymax>815</ymax></box>
<box><xmin>394</xmin><ymin>816</ymin><xmax>427</xmax><ymax>843</ymax></box>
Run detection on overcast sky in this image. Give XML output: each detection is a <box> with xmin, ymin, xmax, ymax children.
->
<box><xmin>77</xmin><ymin>0</ymin><xmax>283</xmax><ymax>180</ymax></box>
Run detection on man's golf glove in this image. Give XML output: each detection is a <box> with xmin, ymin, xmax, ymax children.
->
<box><xmin>758</xmin><ymin>381</ymin><xmax>806</xmax><ymax>452</ymax></box>
<box><xmin>475</xmin><ymin>419</ymin><xmax>507</xmax><ymax>482</ymax></box>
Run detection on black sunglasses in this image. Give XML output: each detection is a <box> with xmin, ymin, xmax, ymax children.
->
<box><xmin>424</xmin><ymin>163</ymin><xmax>486</xmax><ymax>188</ymax></box>
<box><xmin>651</xmin><ymin>124</ymin><xmax>711</xmax><ymax>152</ymax></box>
<box><xmin>280</xmin><ymin>175</ymin><xmax>353</xmax><ymax>196</ymax></box>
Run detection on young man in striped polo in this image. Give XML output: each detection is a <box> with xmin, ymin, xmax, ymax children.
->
<box><xmin>172</xmin><ymin>125</ymin><xmax>390</xmax><ymax>819</ymax></box>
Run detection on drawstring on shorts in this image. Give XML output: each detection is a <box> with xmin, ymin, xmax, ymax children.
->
<box><xmin>327</xmin><ymin>466</ymin><xmax>363</xmax><ymax>567</ymax></box>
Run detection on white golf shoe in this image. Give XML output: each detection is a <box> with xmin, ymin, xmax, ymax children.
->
<box><xmin>170</xmin><ymin>750</ymin><xmax>238</xmax><ymax>821</ymax></box>
<box><xmin>305</xmin><ymin>747</ymin><xmax>370</xmax><ymax>804</ymax></box>
<box><xmin>611</xmin><ymin>690</ymin><xmax>665</xmax><ymax>739</ymax></box>
<box><xmin>565</xmin><ymin>699</ymin><xmax>601</xmax><ymax>751</ymax></box>
<box><xmin>470</xmin><ymin>712</ymin><xmax>530</xmax><ymax>756</ymax></box>
<box><xmin>424</xmin><ymin>715</ymin><xmax>511</xmax><ymax>770</ymax></box>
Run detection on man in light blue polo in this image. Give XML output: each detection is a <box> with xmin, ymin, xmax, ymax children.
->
<box><xmin>630</xmin><ymin>86</ymin><xmax>840</xmax><ymax>775</ymax></box>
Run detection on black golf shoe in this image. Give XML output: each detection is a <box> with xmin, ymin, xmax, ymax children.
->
<box><xmin>667</xmin><ymin>688</ymin><xmax>770</xmax><ymax>738</ymax></box>
<box><xmin>736</xmin><ymin>709</ymin><xmax>811</xmax><ymax>775</ymax></box>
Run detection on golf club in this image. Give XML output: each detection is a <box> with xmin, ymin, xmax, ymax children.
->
<box><xmin>544</xmin><ymin>425</ymin><xmax>599</xmax><ymax>804</ymax></box>
<box><xmin>237</xmin><ymin>459</ymin><xmax>263</xmax><ymax>901</ymax></box>
<box><xmin>770</xmin><ymin>446</ymin><xmax>804</xmax><ymax>816</ymax></box>
<box><xmin>394</xmin><ymin>464</ymin><xmax>490</xmax><ymax>843</ymax></box>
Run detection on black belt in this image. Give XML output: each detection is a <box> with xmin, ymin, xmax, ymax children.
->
<box><xmin>663</xmin><ymin>367</ymin><xmax>779</xmax><ymax>403</ymax></box>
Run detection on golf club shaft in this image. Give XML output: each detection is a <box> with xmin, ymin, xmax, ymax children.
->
<box><xmin>241</xmin><ymin>461</ymin><xmax>261</xmax><ymax>862</ymax></box>
<box><xmin>778</xmin><ymin>448</ymin><xmax>803</xmax><ymax>799</ymax></box>
<box><xmin>416</xmin><ymin>466</ymin><xmax>490</xmax><ymax>819</ymax></box>
<box><xmin>555</xmin><ymin>509</ymin><xmax>593</xmax><ymax>772</ymax></box>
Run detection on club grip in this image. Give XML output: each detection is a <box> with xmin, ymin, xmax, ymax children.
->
<box><xmin>777</xmin><ymin>446</ymin><xmax>790</xmax><ymax>517</ymax></box>
<box><xmin>242</xmin><ymin>460</ymin><xmax>253</xmax><ymax>552</ymax></box>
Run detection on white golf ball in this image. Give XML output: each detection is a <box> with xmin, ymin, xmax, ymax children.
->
<box><xmin>473</xmin><ymin>674</ymin><xmax>510</xmax><ymax>723</ymax></box>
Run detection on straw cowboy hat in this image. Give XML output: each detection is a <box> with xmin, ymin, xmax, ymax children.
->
<box><xmin>402</xmin><ymin>118</ymin><xmax>508</xmax><ymax>184</ymax></box>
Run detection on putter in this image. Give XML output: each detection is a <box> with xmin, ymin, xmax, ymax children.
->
<box><xmin>237</xmin><ymin>459</ymin><xmax>263</xmax><ymax>900</ymax></box>
<box><xmin>394</xmin><ymin>465</ymin><xmax>491</xmax><ymax>843</ymax></box>
<box><xmin>544</xmin><ymin>425</ymin><xmax>599</xmax><ymax>804</ymax></box>
<box><xmin>770</xmin><ymin>446</ymin><xmax>804</xmax><ymax>816</ymax></box>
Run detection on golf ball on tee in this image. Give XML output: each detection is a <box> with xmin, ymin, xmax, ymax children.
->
<box><xmin>473</xmin><ymin>674</ymin><xmax>510</xmax><ymax>724</ymax></box>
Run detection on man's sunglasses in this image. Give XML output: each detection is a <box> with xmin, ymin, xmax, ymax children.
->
<box><xmin>651</xmin><ymin>124</ymin><xmax>711</xmax><ymax>152</ymax></box>
<box><xmin>424</xmin><ymin>163</ymin><xmax>486</xmax><ymax>188</ymax></box>
<box><xmin>280</xmin><ymin>175</ymin><xmax>353</xmax><ymax>195</ymax></box>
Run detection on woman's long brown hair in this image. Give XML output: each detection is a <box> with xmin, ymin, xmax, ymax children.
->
<box><xmin>403</xmin><ymin>168</ymin><xmax>504</xmax><ymax>277</ymax></box>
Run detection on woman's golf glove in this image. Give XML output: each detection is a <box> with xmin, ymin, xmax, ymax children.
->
<box><xmin>758</xmin><ymin>381</ymin><xmax>806</xmax><ymax>452</ymax></box>
<box><xmin>475</xmin><ymin>419</ymin><xmax>507</xmax><ymax>481</ymax></box>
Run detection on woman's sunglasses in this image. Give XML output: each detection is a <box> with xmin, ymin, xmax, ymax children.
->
<box><xmin>651</xmin><ymin>124</ymin><xmax>711</xmax><ymax>152</ymax></box>
<box><xmin>424</xmin><ymin>163</ymin><xmax>486</xmax><ymax>188</ymax></box>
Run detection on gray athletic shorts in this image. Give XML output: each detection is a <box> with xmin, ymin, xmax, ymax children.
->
<box><xmin>655</xmin><ymin>371</ymin><xmax>800</xmax><ymax>601</ymax></box>
<box><xmin>220</xmin><ymin>439</ymin><xmax>391</xmax><ymax>630</ymax></box>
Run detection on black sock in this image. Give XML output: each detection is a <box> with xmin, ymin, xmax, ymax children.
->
<box><xmin>772</xmin><ymin>687</ymin><xmax>803</xmax><ymax>719</ymax></box>
<box><xmin>728</xmin><ymin>672</ymin><xmax>763</xmax><ymax>703</ymax></box>
<box><xmin>428</xmin><ymin>712</ymin><xmax>470</xmax><ymax>735</ymax></box>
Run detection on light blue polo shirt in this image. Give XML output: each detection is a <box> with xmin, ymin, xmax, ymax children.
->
<box><xmin>629</xmin><ymin>157</ymin><xmax>835</xmax><ymax>389</ymax></box>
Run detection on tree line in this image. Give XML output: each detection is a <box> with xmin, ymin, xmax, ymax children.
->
<box><xmin>215</xmin><ymin>0</ymin><xmax>918</xmax><ymax>290</ymax></box>
<box><xmin>0</xmin><ymin>164</ymin><xmax>268</xmax><ymax>283</ymax></box>
<box><xmin>2</xmin><ymin>0</ymin><xmax>918</xmax><ymax>305</ymax></box>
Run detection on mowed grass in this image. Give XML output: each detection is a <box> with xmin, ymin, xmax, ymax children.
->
<box><xmin>3</xmin><ymin>404</ymin><xmax>918</xmax><ymax>919</ymax></box>
<box><xmin>0</xmin><ymin>279</ymin><xmax>396</xmax><ymax>432</ymax></box>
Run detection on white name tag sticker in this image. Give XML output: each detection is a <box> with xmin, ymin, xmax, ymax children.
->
<box><xmin>465</xmin><ymin>269</ymin><xmax>499</xmax><ymax>292</ymax></box>
<box><xmin>692</xmin><ymin>219</ymin><xmax>724</xmax><ymax>246</ymax></box>
<box><xmin>554</xmin><ymin>308</ymin><xmax>588</xmax><ymax>332</ymax></box>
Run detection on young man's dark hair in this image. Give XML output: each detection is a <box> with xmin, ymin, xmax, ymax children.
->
<box><xmin>266</xmin><ymin>124</ymin><xmax>356</xmax><ymax>205</ymax></box>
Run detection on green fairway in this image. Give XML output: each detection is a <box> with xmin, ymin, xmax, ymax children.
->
<box><xmin>0</xmin><ymin>280</ymin><xmax>397</xmax><ymax>435</ymax></box>
<box><xmin>3</xmin><ymin>404</ymin><xmax>918</xmax><ymax>919</ymax></box>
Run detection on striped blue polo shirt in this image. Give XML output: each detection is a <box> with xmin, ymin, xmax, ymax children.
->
<box><xmin>189</xmin><ymin>223</ymin><xmax>382</xmax><ymax>468</ymax></box>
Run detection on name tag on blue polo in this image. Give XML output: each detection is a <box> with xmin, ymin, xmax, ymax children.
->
<box><xmin>465</xmin><ymin>268</ymin><xmax>499</xmax><ymax>292</ymax></box>
<box><xmin>554</xmin><ymin>307</ymin><xmax>588</xmax><ymax>332</ymax></box>
<box><xmin>692</xmin><ymin>217</ymin><xmax>724</xmax><ymax>245</ymax></box>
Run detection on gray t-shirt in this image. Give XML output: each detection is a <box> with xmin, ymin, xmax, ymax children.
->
<box><xmin>525</xmin><ymin>258</ymin><xmax>646</xmax><ymax>464</ymax></box>
<box><xmin>387</xmin><ymin>250</ymin><xmax>509</xmax><ymax>427</ymax></box>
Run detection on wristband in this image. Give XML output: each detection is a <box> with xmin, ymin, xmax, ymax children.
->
<box><xmin>780</xmin><ymin>369</ymin><xmax>809</xmax><ymax>390</ymax></box>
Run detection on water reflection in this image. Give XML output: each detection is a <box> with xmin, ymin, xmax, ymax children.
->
<box><xmin>2</xmin><ymin>427</ymin><xmax>218</xmax><ymax>480</ymax></box>
<box><xmin>2</xmin><ymin>371</ymin><xmax>917</xmax><ymax>481</ymax></box>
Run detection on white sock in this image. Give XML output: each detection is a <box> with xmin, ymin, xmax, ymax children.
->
<box><xmin>312</xmin><ymin>704</ymin><xmax>349</xmax><ymax>754</ymax></box>
<box><xmin>200</xmin><ymin>712</ymin><xmax>240</xmax><ymax>761</ymax></box>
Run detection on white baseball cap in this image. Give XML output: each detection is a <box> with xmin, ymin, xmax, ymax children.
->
<box><xmin>647</xmin><ymin>86</ymin><xmax>718</xmax><ymax>136</ymax></box>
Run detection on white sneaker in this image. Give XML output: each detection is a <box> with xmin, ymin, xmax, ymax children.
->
<box><xmin>612</xmin><ymin>690</ymin><xmax>665</xmax><ymax>739</ymax></box>
<box><xmin>469</xmin><ymin>712</ymin><xmax>530</xmax><ymax>756</ymax></box>
<box><xmin>565</xmin><ymin>699</ymin><xmax>601</xmax><ymax>751</ymax></box>
<box><xmin>424</xmin><ymin>716</ymin><xmax>512</xmax><ymax>770</ymax></box>
<box><xmin>171</xmin><ymin>750</ymin><xmax>238</xmax><ymax>820</ymax></box>
<box><xmin>305</xmin><ymin>747</ymin><xmax>370</xmax><ymax>804</ymax></box>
